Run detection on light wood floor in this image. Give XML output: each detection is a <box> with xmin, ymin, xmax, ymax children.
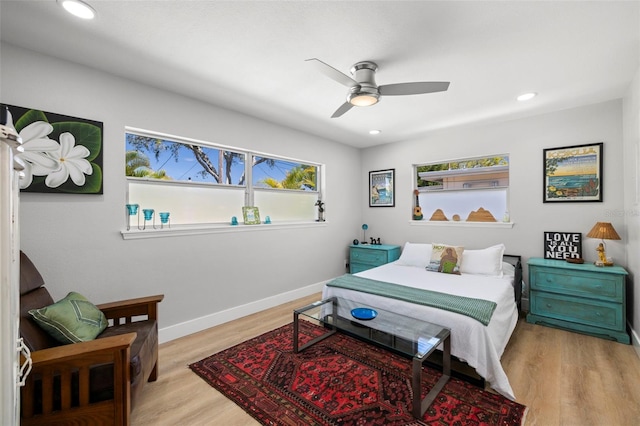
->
<box><xmin>131</xmin><ymin>293</ymin><xmax>640</xmax><ymax>425</ymax></box>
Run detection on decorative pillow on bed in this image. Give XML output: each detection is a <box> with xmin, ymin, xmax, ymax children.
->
<box><xmin>29</xmin><ymin>291</ymin><xmax>107</xmax><ymax>344</ymax></box>
<box><xmin>396</xmin><ymin>242</ymin><xmax>433</xmax><ymax>267</ymax></box>
<box><xmin>460</xmin><ymin>244</ymin><xmax>505</xmax><ymax>277</ymax></box>
<box><xmin>426</xmin><ymin>243</ymin><xmax>464</xmax><ymax>274</ymax></box>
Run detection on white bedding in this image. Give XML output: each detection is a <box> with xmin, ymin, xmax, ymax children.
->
<box><xmin>321</xmin><ymin>262</ymin><xmax>518</xmax><ymax>400</ymax></box>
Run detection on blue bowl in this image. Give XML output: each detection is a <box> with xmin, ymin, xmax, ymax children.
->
<box><xmin>351</xmin><ymin>307</ymin><xmax>377</xmax><ymax>320</ymax></box>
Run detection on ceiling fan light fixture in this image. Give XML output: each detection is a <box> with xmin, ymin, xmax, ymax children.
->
<box><xmin>58</xmin><ymin>0</ymin><xmax>96</xmax><ymax>20</ymax></box>
<box><xmin>348</xmin><ymin>92</ymin><xmax>379</xmax><ymax>107</ymax></box>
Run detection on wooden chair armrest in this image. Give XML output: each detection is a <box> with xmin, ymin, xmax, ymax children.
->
<box><xmin>97</xmin><ymin>294</ymin><xmax>164</xmax><ymax>323</ymax></box>
<box><xmin>21</xmin><ymin>333</ymin><xmax>137</xmax><ymax>423</ymax></box>
<box><xmin>26</xmin><ymin>332</ymin><xmax>137</xmax><ymax>366</ymax></box>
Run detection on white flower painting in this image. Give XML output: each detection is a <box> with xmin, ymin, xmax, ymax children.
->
<box><xmin>6</xmin><ymin>105</ymin><xmax>103</xmax><ymax>194</ymax></box>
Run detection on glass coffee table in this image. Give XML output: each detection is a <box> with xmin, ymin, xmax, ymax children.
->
<box><xmin>293</xmin><ymin>296</ymin><xmax>451</xmax><ymax>419</ymax></box>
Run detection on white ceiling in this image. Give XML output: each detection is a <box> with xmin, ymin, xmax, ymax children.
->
<box><xmin>1</xmin><ymin>1</ymin><xmax>639</xmax><ymax>148</ymax></box>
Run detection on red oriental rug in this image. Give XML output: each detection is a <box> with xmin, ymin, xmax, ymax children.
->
<box><xmin>189</xmin><ymin>322</ymin><xmax>527</xmax><ymax>425</ymax></box>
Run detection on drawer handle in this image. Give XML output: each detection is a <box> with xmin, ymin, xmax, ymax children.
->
<box><xmin>596</xmin><ymin>311</ymin><xmax>602</xmax><ymax>317</ymax></box>
<box><xmin>546</xmin><ymin>303</ymin><xmax>552</xmax><ymax>308</ymax></box>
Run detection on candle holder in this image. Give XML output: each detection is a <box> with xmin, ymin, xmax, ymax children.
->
<box><xmin>125</xmin><ymin>204</ymin><xmax>140</xmax><ymax>231</ymax></box>
<box><xmin>159</xmin><ymin>212</ymin><xmax>170</xmax><ymax>229</ymax></box>
<box><xmin>142</xmin><ymin>209</ymin><xmax>155</xmax><ymax>230</ymax></box>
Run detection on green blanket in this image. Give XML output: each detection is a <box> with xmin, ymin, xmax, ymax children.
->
<box><xmin>326</xmin><ymin>274</ymin><xmax>497</xmax><ymax>326</ymax></box>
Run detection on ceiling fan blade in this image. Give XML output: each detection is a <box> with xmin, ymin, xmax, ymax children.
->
<box><xmin>331</xmin><ymin>102</ymin><xmax>354</xmax><ymax>118</ymax></box>
<box><xmin>306</xmin><ymin>58</ymin><xmax>359</xmax><ymax>88</ymax></box>
<box><xmin>379</xmin><ymin>81</ymin><xmax>450</xmax><ymax>96</ymax></box>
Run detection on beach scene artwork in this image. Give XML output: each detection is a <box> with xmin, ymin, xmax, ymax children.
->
<box><xmin>544</xmin><ymin>143</ymin><xmax>602</xmax><ymax>202</ymax></box>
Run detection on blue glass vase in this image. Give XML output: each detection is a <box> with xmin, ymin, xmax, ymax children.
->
<box><xmin>125</xmin><ymin>204</ymin><xmax>139</xmax><ymax>230</ymax></box>
<box><xmin>142</xmin><ymin>209</ymin><xmax>155</xmax><ymax>229</ymax></box>
<box><xmin>159</xmin><ymin>212</ymin><xmax>170</xmax><ymax>228</ymax></box>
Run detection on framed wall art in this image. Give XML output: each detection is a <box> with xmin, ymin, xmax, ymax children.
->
<box><xmin>543</xmin><ymin>142</ymin><xmax>603</xmax><ymax>203</ymax></box>
<box><xmin>544</xmin><ymin>231</ymin><xmax>582</xmax><ymax>260</ymax></box>
<box><xmin>369</xmin><ymin>169</ymin><xmax>395</xmax><ymax>207</ymax></box>
<box><xmin>3</xmin><ymin>104</ymin><xmax>103</xmax><ymax>194</ymax></box>
<box><xmin>242</xmin><ymin>206</ymin><xmax>261</xmax><ymax>225</ymax></box>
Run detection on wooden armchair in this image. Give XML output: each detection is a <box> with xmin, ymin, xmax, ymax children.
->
<box><xmin>19</xmin><ymin>251</ymin><xmax>164</xmax><ymax>426</ymax></box>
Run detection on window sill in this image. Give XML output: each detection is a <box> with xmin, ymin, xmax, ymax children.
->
<box><xmin>409</xmin><ymin>220</ymin><xmax>514</xmax><ymax>229</ymax></box>
<box><xmin>120</xmin><ymin>221</ymin><xmax>327</xmax><ymax>240</ymax></box>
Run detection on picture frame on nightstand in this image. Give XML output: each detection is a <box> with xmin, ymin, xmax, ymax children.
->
<box><xmin>543</xmin><ymin>231</ymin><xmax>582</xmax><ymax>260</ymax></box>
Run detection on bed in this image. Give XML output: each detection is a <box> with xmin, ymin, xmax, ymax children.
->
<box><xmin>321</xmin><ymin>242</ymin><xmax>522</xmax><ymax>401</ymax></box>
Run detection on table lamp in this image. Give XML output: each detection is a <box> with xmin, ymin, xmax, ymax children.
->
<box><xmin>586</xmin><ymin>222</ymin><xmax>620</xmax><ymax>266</ymax></box>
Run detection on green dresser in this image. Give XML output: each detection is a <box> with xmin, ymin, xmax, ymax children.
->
<box><xmin>526</xmin><ymin>257</ymin><xmax>629</xmax><ymax>344</ymax></box>
<box><xmin>349</xmin><ymin>244</ymin><xmax>401</xmax><ymax>274</ymax></box>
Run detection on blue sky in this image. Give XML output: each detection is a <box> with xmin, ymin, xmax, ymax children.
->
<box><xmin>126</xmin><ymin>138</ymin><xmax>307</xmax><ymax>186</ymax></box>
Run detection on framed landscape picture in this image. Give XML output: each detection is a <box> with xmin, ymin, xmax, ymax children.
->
<box><xmin>369</xmin><ymin>169</ymin><xmax>395</xmax><ymax>207</ymax></box>
<box><xmin>543</xmin><ymin>142</ymin><xmax>603</xmax><ymax>203</ymax></box>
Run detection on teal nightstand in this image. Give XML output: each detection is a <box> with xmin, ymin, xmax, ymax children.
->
<box><xmin>349</xmin><ymin>244</ymin><xmax>401</xmax><ymax>274</ymax></box>
<box><xmin>526</xmin><ymin>257</ymin><xmax>629</xmax><ymax>344</ymax></box>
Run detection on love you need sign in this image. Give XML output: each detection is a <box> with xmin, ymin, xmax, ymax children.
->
<box><xmin>544</xmin><ymin>232</ymin><xmax>582</xmax><ymax>260</ymax></box>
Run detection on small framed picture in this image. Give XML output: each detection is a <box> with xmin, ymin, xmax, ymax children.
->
<box><xmin>544</xmin><ymin>231</ymin><xmax>582</xmax><ymax>260</ymax></box>
<box><xmin>242</xmin><ymin>206</ymin><xmax>261</xmax><ymax>225</ymax></box>
<box><xmin>543</xmin><ymin>142</ymin><xmax>603</xmax><ymax>202</ymax></box>
<box><xmin>369</xmin><ymin>169</ymin><xmax>395</xmax><ymax>207</ymax></box>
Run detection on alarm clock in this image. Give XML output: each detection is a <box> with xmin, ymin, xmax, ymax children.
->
<box><xmin>352</xmin><ymin>239</ymin><xmax>359</xmax><ymax>245</ymax></box>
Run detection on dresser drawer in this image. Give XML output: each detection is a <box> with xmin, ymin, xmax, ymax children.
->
<box><xmin>350</xmin><ymin>247</ymin><xmax>388</xmax><ymax>266</ymax></box>
<box><xmin>350</xmin><ymin>263</ymin><xmax>373</xmax><ymax>274</ymax></box>
<box><xmin>530</xmin><ymin>291</ymin><xmax>624</xmax><ymax>331</ymax></box>
<box><xmin>530</xmin><ymin>265</ymin><xmax>623</xmax><ymax>302</ymax></box>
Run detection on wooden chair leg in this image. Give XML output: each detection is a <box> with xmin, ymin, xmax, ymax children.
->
<box><xmin>149</xmin><ymin>362</ymin><xmax>158</xmax><ymax>382</ymax></box>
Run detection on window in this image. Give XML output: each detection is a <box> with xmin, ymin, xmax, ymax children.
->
<box><xmin>414</xmin><ymin>155</ymin><xmax>510</xmax><ymax>223</ymax></box>
<box><xmin>125</xmin><ymin>129</ymin><xmax>322</xmax><ymax>226</ymax></box>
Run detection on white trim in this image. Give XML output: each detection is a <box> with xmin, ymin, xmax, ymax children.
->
<box><xmin>409</xmin><ymin>220</ymin><xmax>514</xmax><ymax>229</ymax></box>
<box><xmin>121</xmin><ymin>221</ymin><xmax>327</xmax><ymax>240</ymax></box>
<box><xmin>630</xmin><ymin>323</ymin><xmax>640</xmax><ymax>360</ymax></box>
<box><xmin>158</xmin><ymin>280</ymin><xmax>327</xmax><ymax>343</ymax></box>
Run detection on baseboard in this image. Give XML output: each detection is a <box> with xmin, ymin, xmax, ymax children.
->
<box><xmin>158</xmin><ymin>280</ymin><xmax>327</xmax><ymax>343</ymax></box>
<box><xmin>630</xmin><ymin>324</ymin><xmax>640</xmax><ymax>360</ymax></box>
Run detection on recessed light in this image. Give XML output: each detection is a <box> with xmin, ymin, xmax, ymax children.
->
<box><xmin>58</xmin><ymin>0</ymin><xmax>96</xmax><ymax>20</ymax></box>
<box><xmin>369</xmin><ymin>130</ymin><xmax>381</xmax><ymax>135</ymax></box>
<box><xmin>517</xmin><ymin>92</ymin><xmax>537</xmax><ymax>102</ymax></box>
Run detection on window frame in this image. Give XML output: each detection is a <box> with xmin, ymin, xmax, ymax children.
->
<box><xmin>412</xmin><ymin>154</ymin><xmax>512</xmax><ymax>227</ymax></box>
<box><xmin>123</xmin><ymin>127</ymin><xmax>324</xmax><ymax>238</ymax></box>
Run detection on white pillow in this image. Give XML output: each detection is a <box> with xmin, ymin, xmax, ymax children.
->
<box><xmin>502</xmin><ymin>261</ymin><xmax>516</xmax><ymax>277</ymax></box>
<box><xmin>460</xmin><ymin>244</ymin><xmax>505</xmax><ymax>276</ymax></box>
<box><xmin>395</xmin><ymin>242</ymin><xmax>433</xmax><ymax>268</ymax></box>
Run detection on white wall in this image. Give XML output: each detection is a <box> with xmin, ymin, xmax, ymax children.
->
<box><xmin>3</xmin><ymin>42</ymin><xmax>637</xmax><ymax>348</ymax></box>
<box><xmin>1</xmin><ymin>43</ymin><xmax>362</xmax><ymax>341</ymax></box>
<box><xmin>623</xmin><ymin>66</ymin><xmax>640</xmax><ymax>352</ymax></box>
<box><xmin>361</xmin><ymin>100</ymin><xmax>627</xmax><ymax>308</ymax></box>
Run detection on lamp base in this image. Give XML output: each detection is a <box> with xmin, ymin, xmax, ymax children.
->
<box><xmin>594</xmin><ymin>261</ymin><xmax>614</xmax><ymax>267</ymax></box>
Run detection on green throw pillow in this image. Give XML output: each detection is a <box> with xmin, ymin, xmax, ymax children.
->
<box><xmin>29</xmin><ymin>291</ymin><xmax>108</xmax><ymax>344</ymax></box>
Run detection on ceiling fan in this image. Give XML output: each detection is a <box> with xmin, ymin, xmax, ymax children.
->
<box><xmin>306</xmin><ymin>58</ymin><xmax>450</xmax><ymax>118</ymax></box>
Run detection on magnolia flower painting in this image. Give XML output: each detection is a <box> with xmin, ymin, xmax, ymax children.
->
<box><xmin>5</xmin><ymin>105</ymin><xmax>103</xmax><ymax>194</ymax></box>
